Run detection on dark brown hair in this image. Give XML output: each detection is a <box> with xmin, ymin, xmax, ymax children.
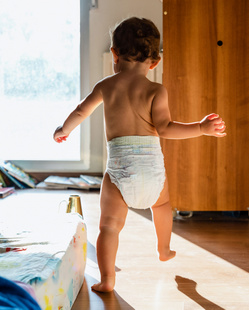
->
<box><xmin>111</xmin><ymin>17</ymin><xmax>160</xmax><ymax>63</ymax></box>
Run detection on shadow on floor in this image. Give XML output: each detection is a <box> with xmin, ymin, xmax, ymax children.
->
<box><xmin>72</xmin><ymin>274</ymin><xmax>135</xmax><ymax>310</ymax></box>
<box><xmin>175</xmin><ymin>275</ymin><xmax>225</xmax><ymax>310</ymax></box>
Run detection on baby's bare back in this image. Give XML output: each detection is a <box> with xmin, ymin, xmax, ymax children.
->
<box><xmin>100</xmin><ymin>72</ymin><xmax>160</xmax><ymax>141</ymax></box>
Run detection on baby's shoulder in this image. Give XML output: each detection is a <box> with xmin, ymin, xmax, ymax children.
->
<box><xmin>90</xmin><ymin>76</ymin><xmax>113</xmax><ymax>96</ymax></box>
<box><xmin>96</xmin><ymin>74</ymin><xmax>117</xmax><ymax>89</ymax></box>
<box><xmin>150</xmin><ymin>82</ymin><xmax>168</xmax><ymax>95</ymax></box>
<box><xmin>146</xmin><ymin>80</ymin><xmax>167</xmax><ymax>97</ymax></box>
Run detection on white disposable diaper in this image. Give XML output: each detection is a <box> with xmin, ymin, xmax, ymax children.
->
<box><xmin>106</xmin><ymin>136</ymin><xmax>165</xmax><ymax>209</ymax></box>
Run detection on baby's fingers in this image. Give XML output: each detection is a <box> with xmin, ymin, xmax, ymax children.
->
<box><xmin>212</xmin><ymin>117</ymin><xmax>224</xmax><ymax>125</ymax></box>
<box><xmin>214</xmin><ymin>124</ymin><xmax>226</xmax><ymax>137</ymax></box>
<box><xmin>55</xmin><ymin>138</ymin><xmax>62</xmax><ymax>143</ymax></box>
<box><xmin>55</xmin><ymin>136</ymin><xmax>66</xmax><ymax>143</ymax></box>
<box><xmin>207</xmin><ymin>113</ymin><xmax>219</xmax><ymax>120</ymax></box>
<box><xmin>215</xmin><ymin>120</ymin><xmax>225</xmax><ymax>127</ymax></box>
<box><xmin>215</xmin><ymin>126</ymin><xmax>226</xmax><ymax>132</ymax></box>
<box><xmin>215</xmin><ymin>132</ymin><xmax>227</xmax><ymax>137</ymax></box>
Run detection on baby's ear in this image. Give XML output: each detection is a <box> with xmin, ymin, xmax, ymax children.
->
<box><xmin>149</xmin><ymin>58</ymin><xmax>161</xmax><ymax>70</ymax></box>
<box><xmin>111</xmin><ymin>47</ymin><xmax>119</xmax><ymax>64</ymax></box>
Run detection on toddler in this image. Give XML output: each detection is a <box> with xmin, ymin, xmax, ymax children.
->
<box><xmin>54</xmin><ymin>17</ymin><xmax>226</xmax><ymax>292</ymax></box>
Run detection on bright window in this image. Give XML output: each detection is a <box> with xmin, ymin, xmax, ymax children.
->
<box><xmin>0</xmin><ymin>0</ymin><xmax>82</xmax><ymax>162</ymax></box>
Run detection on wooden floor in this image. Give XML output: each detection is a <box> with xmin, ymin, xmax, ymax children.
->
<box><xmin>1</xmin><ymin>189</ymin><xmax>248</xmax><ymax>310</ymax></box>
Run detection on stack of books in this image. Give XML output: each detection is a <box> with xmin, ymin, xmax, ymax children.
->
<box><xmin>36</xmin><ymin>175</ymin><xmax>102</xmax><ymax>190</ymax></box>
<box><xmin>0</xmin><ymin>186</ymin><xmax>15</xmax><ymax>199</ymax></box>
<box><xmin>0</xmin><ymin>161</ymin><xmax>37</xmax><ymax>189</ymax></box>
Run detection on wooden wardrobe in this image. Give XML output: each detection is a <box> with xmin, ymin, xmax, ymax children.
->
<box><xmin>161</xmin><ymin>0</ymin><xmax>249</xmax><ymax>211</ymax></box>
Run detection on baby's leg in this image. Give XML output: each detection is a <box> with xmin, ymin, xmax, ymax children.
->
<box><xmin>151</xmin><ymin>178</ymin><xmax>176</xmax><ymax>261</ymax></box>
<box><xmin>91</xmin><ymin>173</ymin><xmax>128</xmax><ymax>293</ymax></box>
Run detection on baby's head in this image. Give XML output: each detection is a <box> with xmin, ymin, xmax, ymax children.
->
<box><xmin>110</xmin><ymin>17</ymin><xmax>160</xmax><ymax>63</ymax></box>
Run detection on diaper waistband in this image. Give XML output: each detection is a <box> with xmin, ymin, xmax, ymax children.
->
<box><xmin>107</xmin><ymin>135</ymin><xmax>160</xmax><ymax>147</ymax></box>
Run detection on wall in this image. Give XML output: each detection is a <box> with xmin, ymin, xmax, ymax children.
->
<box><xmin>88</xmin><ymin>0</ymin><xmax>162</xmax><ymax>172</ymax></box>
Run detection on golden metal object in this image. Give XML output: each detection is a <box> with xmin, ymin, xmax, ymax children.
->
<box><xmin>66</xmin><ymin>195</ymin><xmax>83</xmax><ymax>217</ymax></box>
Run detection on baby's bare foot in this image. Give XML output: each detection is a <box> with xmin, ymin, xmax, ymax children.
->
<box><xmin>158</xmin><ymin>249</ymin><xmax>176</xmax><ymax>262</ymax></box>
<box><xmin>91</xmin><ymin>276</ymin><xmax>115</xmax><ymax>293</ymax></box>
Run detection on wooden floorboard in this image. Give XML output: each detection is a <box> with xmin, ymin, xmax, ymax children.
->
<box><xmin>1</xmin><ymin>189</ymin><xmax>248</xmax><ymax>310</ymax></box>
<box><xmin>72</xmin><ymin>192</ymin><xmax>249</xmax><ymax>310</ymax></box>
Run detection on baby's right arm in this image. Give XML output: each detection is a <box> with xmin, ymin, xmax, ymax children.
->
<box><xmin>152</xmin><ymin>85</ymin><xmax>226</xmax><ymax>139</ymax></box>
<box><xmin>53</xmin><ymin>82</ymin><xmax>103</xmax><ymax>143</ymax></box>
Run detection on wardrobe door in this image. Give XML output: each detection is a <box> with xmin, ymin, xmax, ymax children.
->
<box><xmin>217</xmin><ymin>0</ymin><xmax>249</xmax><ymax>211</ymax></box>
<box><xmin>162</xmin><ymin>0</ymin><xmax>249</xmax><ymax>211</ymax></box>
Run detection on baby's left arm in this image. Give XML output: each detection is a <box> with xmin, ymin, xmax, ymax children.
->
<box><xmin>162</xmin><ymin>115</ymin><xmax>226</xmax><ymax>139</ymax></box>
<box><xmin>152</xmin><ymin>85</ymin><xmax>226</xmax><ymax>139</ymax></box>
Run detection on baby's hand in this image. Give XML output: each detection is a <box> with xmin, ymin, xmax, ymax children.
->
<box><xmin>200</xmin><ymin>113</ymin><xmax>226</xmax><ymax>137</ymax></box>
<box><xmin>53</xmin><ymin>126</ymin><xmax>69</xmax><ymax>143</ymax></box>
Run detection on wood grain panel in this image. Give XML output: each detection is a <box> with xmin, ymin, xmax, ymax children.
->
<box><xmin>162</xmin><ymin>0</ymin><xmax>218</xmax><ymax>211</ymax></box>
<box><xmin>233</xmin><ymin>1</ymin><xmax>249</xmax><ymax>210</ymax></box>
<box><xmin>216</xmin><ymin>0</ymin><xmax>238</xmax><ymax>210</ymax></box>
<box><xmin>162</xmin><ymin>0</ymin><xmax>249</xmax><ymax>211</ymax></box>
